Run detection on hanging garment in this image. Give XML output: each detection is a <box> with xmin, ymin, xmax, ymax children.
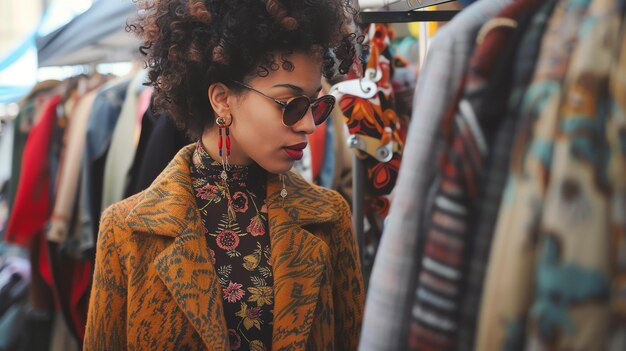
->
<box><xmin>336</xmin><ymin>23</ymin><xmax>408</xmax><ymax>285</ymax></box>
<box><xmin>44</xmin><ymin>86</ymin><xmax>99</xmax><ymax>341</ymax></box>
<box><xmin>457</xmin><ymin>1</ymin><xmax>559</xmax><ymax>349</ymax></box>
<box><xmin>48</xmin><ymin>88</ymin><xmax>81</xmax><ymax>209</ymax></box>
<box><xmin>49</xmin><ymin>312</ymin><xmax>79</xmax><ymax>351</ymax></box>
<box><xmin>522</xmin><ymin>0</ymin><xmax>625</xmax><ymax>347</ymax></box>
<box><xmin>125</xmin><ymin>109</ymin><xmax>192</xmax><ymax>196</ymax></box>
<box><xmin>101</xmin><ymin>70</ymin><xmax>145</xmax><ymax>211</ymax></box>
<box><xmin>78</xmin><ymin>78</ymin><xmax>129</xmax><ymax>259</ymax></box>
<box><xmin>0</xmin><ymin>121</ymin><xmax>15</xmax><ymax>239</ymax></box>
<box><xmin>608</xmin><ymin>15</ymin><xmax>626</xmax><ymax>348</ymax></box>
<box><xmin>6</xmin><ymin>100</ymin><xmax>35</xmax><ymax>219</ymax></box>
<box><xmin>0</xmin><ymin>302</ymin><xmax>27</xmax><ymax>351</ymax></box>
<box><xmin>122</xmin><ymin>87</ymin><xmax>154</xmax><ymax>199</ymax></box>
<box><xmin>5</xmin><ymin>96</ymin><xmax>61</xmax><ymax>247</ymax></box>
<box><xmin>0</xmin><ymin>121</ymin><xmax>14</xmax><ymax>191</ymax></box>
<box><xmin>476</xmin><ymin>0</ymin><xmax>594</xmax><ymax>348</ymax></box>
<box><xmin>45</xmin><ymin>239</ymin><xmax>92</xmax><ymax>344</ymax></box>
<box><xmin>47</xmin><ymin>90</ymin><xmax>98</xmax><ymax>246</ymax></box>
<box><xmin>40</xmin><ymin>81</ymin><xmax>112</xmax><ymax>344</ymax></box>
<box><xmin>291</xmin><ymin>145</ymin><xmax>314</xmax><ymax>182</ymax></box>
<box><xmin>7</xmin><ymin>80</ymin><xmax>60</xmax><ymax>219</ymax></box>
<box><xmin>322</xmin><ymin>105</ymin><xmax>354</xmax><ymax>204</ymax></box>
<box><xmin>17</xmin><ymin>307</ymin><xmax>54</xmax><ymax>351</ymax></box>
<box><xmin>339</xmin><ymin>23</ymin><xmax>403</xmax><ymax>199</ymax></box>
<box><xmin>124</xmin><ymin>97</ymin><xmax>157</xmax><ymax>199</ymax></box>
<box><xmin>0</xmin><ymin>256</ymin><xmax>30</xmax><ymax>319</ymax></box>
<box><xmin>308</xmin><ymin>117</ymin><xmax>326</xmax><ymax>182</ymax></box>
<box><xmin>359</xmin><ymin>0</ymin><xmax>513</xmax><ymax>349</ymax></box>
<box><xmin>405</xmin><ymin>0</ymin><xmax>546</xmax><ymax>350</ymax></box>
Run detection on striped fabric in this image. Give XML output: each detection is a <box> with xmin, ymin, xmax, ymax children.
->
<box><xmin>406</xmin><ymin>1</ymin><xmax>546</xmax><ymax>350</ymax></box>
<box><xmin>359</xmin><ymin>0</ymin><xmax>513</xmax><ymax>350</ymax></box>
<box><xmin>457</xmin><ymin>1</ymin><xmax>559</xmax><ymax>349</ymax></box>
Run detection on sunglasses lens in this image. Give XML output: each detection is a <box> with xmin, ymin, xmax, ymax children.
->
<box><xmin>311</xmin><ymin>96</ymin><xmax>335</xmax><ymax>125</ymax></box>
<box><xmin>283</xmin><ymin>96</ymin><xmax>310</xmax><ymax>126</ymax></box>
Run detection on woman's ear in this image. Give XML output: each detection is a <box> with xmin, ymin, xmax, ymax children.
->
<box><xmin>208</xmin><ymin>82</ymin><xmax>231</xmax><ymax>118</ymax></box>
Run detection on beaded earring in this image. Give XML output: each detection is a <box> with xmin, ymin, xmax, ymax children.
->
<box><xmin>215</xmin><ymin>114</ymin><xmax>232</xmax><ymax>180</ymax></box>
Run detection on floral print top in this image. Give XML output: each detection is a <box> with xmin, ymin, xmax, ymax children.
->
<box><xmin>190</xmin><ymin>142</ymin><xmax>274</xmax><ymax>351</ymax></box>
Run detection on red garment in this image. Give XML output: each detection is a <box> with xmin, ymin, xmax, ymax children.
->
<box><xmin>5</xmin><ymin>96</ymin><xmax>61</xmax><ymax>247</ymax></box>
<box><xmin>309</xmin><ymin>120</ymin><xmax>326</xmax><ymax>181</ymax></box>
<box><xmin>47</xmin><ymin>243</ymin><xmax>92</xmax><ymax>341</ymax></box>
<box><xmin>5</xmin><ymin>94</ymin><xmax>92</xmax><ymax>342</ymax></box>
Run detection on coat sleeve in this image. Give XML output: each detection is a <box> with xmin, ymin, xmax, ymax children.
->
<box><xmin>331</xmin><ymin>193</ymin><xmax>365</xmax><ymax>350</ymax></box>
<box><xmin>84</xmin><ymin>205</ymin><xmax>128</xmax><ymax>350</ymax></box>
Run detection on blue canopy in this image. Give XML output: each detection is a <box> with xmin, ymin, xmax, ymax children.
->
<box><xmin>0</xmin><ymin>86</ymin><xmax>31</xmax><ymax>104</ymax></box>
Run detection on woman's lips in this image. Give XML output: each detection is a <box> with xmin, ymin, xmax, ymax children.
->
<box><xmin>283</xmin><ymin>142</ymin><xmax>307</xmax><ymax>161</ymax></box>
<box><xmin>283</xmin><ymin>148</ymin><xmax>304</xmax><ymax>160</ymax></box>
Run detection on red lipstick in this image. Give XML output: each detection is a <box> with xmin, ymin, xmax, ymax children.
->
<box><xmin>283</xmin><ymin>142</ymin><xmax>307</xmax><ymax>161</ymax></box>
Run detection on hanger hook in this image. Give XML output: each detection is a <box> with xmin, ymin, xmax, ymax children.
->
<box><xmin>358</xmin><ymin>78</ymin><xmax>372</xmax><ymax>94</ymax></box>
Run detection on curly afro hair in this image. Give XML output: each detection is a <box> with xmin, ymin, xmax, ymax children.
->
<box><xmin>129</xmin><ymin>0</ymin><xmax>360</xmax><ymax>140</ymax></box>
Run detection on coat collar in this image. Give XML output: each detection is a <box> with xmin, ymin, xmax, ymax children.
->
<box><xmin>126</xmin><ymin>144</ymin><xmax>337</xmax><ymax>350</ymax></box>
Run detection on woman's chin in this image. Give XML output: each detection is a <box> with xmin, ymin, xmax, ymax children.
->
<box><xmin>259</xmin><ymin>159</ymin><xmax>294</xmax><ymax>175</ymax></box>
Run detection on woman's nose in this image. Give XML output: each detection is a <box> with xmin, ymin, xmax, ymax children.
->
<box><xmin>291</xmin><ymin>107</ymin><xmax>316</xmax><ymax>134</ymax></box>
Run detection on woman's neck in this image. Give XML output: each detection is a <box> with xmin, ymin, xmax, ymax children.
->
<box><xmin>201</xmin><ymin>126</ymin><xmax>254</xmax><ymax>166</ymax></box>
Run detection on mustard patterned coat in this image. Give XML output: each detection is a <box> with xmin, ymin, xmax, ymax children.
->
<box><xmin>83</xmin><ymin>144</ymin><xmax>364</xmax><ymax>350</ymax></box>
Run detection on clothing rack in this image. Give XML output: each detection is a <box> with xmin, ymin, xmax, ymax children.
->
<box><xmin>359</xmin><ymin>10</ymin><xmax>458</xmax><ymax>23</ymax></box>
<box><xmin>353</xmin><ymin>8</ymin><xmax>460</xmax><ymax>281</ymax></box>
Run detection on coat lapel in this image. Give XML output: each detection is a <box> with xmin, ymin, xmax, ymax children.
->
<box><xmin>126</xmin><ymin>144</ymin><xmax>229</xmax><ymax>350</ymax></box>
<box><xmin>267</xmin><ymin>172</ymin><xmax>337</xmax><ymax>350</ymax></box>
<box><xmin>126</xmin><ymin>144</ymin><xmax>340</xmax><ymax>350</ymax></box>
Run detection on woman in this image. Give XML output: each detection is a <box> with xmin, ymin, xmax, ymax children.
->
<box><xmin>84</xmin><ymin>0</ymin><xmax>364</xmax><ymax>350</ymax></box>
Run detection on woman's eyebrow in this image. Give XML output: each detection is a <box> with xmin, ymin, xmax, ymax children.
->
<box><xmin>273</xmin><ymin>83</ymin><xmax>322</xmax><ymax>95</ymax></box>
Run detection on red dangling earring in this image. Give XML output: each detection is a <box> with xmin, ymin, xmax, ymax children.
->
<box><xmin>215</xmin><ymin>114</ymin><xmax>233</xmax><ymax>180</ymax></box>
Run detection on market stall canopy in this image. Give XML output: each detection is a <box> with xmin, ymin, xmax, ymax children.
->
<box><xmin>36</xmin><ymin>0</ymin><xmax>140</xmax><ymax>67</ymax></box>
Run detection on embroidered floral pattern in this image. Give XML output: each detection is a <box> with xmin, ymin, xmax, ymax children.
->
<box><xmin>190</xmin><ymin>141</ymin><xmax>274</xmax><ymax>351</ymax></box>
<box><xmin>231</xmin><ymin>192</ymin><xmax>249</xmax><ymax>213</ymax></box>
<box><xmin>249</xmin><ymin>340</ymin><xmax>266</xmax><ymax>351</ymax></box>
<box><xmin>236</xmin><ymin>303</ymin><xmax>263</xmax><ymax>330</ymax></box>
<box><xmin>228</xmin><ymin>329</ymin><xmax>242</xmax><ymax>350</ymax></box>
<box><xmin>196</xmin><ymin>183</ymin><xmax>223</xmax><ymax>202</ymax></box>
<box><xmin>223</xmin><ymin>282</ymin><xmax>246</xmax><ymax>303</ymax></box>
<box><xmin>216</xmin><ymin>230</ymin><xmax>240</xmax><ymax>251</ymax></box>
<box><xmin>248</xmin><ymin>286</ymin><xmax>273</xmax><ymax>307</ymax></box>
<box><xmin>209</xmin><ymin>248</ymin><xmax>216</xmax><ymax>264</ymax></box>
<box><xmin>247</xmin><ymin>215</ymin><xmax>266</xmax><ymax>237</ymax></box>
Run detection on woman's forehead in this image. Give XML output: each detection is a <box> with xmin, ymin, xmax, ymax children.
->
<box><xmin>249</xmin><ymin>52</ymin><xmax>323</xmax><ymax>92</ymax></box>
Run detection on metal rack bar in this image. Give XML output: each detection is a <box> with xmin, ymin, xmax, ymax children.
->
<box><xmin>352</xmin><ymin>155</ymin><xmax>366</xmax><ymax>275</ymax></box>
<box><xmin>359</xmin><ymin>10</ymin><xmax>459</xmax><ymax>23</ymax></box>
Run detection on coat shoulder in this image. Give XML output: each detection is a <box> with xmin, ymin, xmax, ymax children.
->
<box><xmin>288</xmin><ymin>170</ymin><xmax>346</xmax><ymax>203</ymax></box>
<box><xmin>100</xmin><ymin>191</ymin><xmax>146</xmax><ymax>242</ymax></box>
<box><xmin>287</xmin><ymin>171</ymin><xmax>350</xmax><ymax>222</ymax></box>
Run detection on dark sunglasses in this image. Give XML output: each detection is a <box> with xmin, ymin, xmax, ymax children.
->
<box><xmin>232</xmin><ymin>81</ymin><xmax>335</xmax><ymax>127</ymax></box>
